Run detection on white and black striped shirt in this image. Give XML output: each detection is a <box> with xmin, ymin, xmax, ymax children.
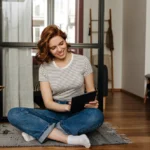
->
<box><xmin>39</xmin><ymin>53</ymin><xmax>93</xmax><ymax>101</ymax></box>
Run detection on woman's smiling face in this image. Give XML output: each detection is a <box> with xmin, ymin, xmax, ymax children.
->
<box><xmin>49</xmin><ymin>36</ymin><xmax>68</xmax><ymax>60</ymax></box>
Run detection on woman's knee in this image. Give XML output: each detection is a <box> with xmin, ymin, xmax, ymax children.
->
<box><xmin>85</xmin><ymin>108</ymin><xmax>104</xmax><ymax>125</ymax></box>
<box><xmin>7</xmin><ymin>107</ymin><xmax>22</xmax><ymax>123</ymax></box>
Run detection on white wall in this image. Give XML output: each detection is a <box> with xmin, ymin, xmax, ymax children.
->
<box><xmin>104</xmin><ymin>0</ymin><xmax>123</xmax><ymax>89</ymax></box>
<box><xmin>83</xmin><ymin>0</ymin><xmax>123</xmax><ymax>89</ymax></box>
<box><xmin>122</xmin><ymin>0</ymin><xmax>146</xmax><ymax>97</ymax></box>
<box><xmin>83</xmin><ymin>0</ymin><xmax>150</xmax><ymax>97</ymax></box>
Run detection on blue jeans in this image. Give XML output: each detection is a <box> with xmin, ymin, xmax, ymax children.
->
<box><xmin>7</xmin><ymin>100</ymin><xmax>104</xmax><ymax>143</ymax></box>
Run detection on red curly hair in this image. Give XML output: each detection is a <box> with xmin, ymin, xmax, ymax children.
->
<box><xmin>36</xmin><ymin>25</ymin><xmax>70</xmax><ymax>63</ymax></box>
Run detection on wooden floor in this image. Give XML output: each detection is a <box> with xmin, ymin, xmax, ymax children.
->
<box><xmin>1</xmin><ymin>92</ymin><xmax>150</xmax><ymax>150</ymax></box>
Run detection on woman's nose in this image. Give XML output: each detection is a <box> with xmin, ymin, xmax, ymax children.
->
<box><xmin>57</xmin><ymin>46</ymin><xmax>62</xmax><ymax>51</ymax></box>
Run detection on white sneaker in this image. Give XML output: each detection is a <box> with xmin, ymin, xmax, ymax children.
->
<box><xmin>22</xmin><ymin>132</ymin><xmax>35</xmax><ymax>142</ymax></box>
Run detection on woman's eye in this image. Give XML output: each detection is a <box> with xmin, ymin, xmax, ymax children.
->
<box><xmin>59</xmin><ymin>41</ymin><xmax>64</xmax><ymax>45</ymax></box>
<box><xmin>50</xmin><ymin>47</ymin><xmax>56</xmax><ymax>50</ymax></box>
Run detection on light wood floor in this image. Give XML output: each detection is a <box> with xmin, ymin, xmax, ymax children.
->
<box><xmin>0</xmin><ymin>92</ymin><xmax>150</xmax><ymax>150</ymax></box>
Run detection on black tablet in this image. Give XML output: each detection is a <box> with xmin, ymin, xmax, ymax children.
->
<box><xmin>70</xmin><ymin>91</ymin><xmax>97</xmax><ymax>113</ymax></box>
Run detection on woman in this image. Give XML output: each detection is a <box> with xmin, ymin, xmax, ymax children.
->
<box><xmin>8</xmin><ymin>25</ymin><xmax>104</xmax><ymax>148</ymax></box>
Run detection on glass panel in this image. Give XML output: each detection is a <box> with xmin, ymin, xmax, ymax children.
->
<box><xmin>2</xmin><ymin>48</ymin><xmax>34</xmax><ymax>116</ymax></box>
<box><xmin>2</xmin><ymin>0</ymin><xmax>32</xmax><ymax>42</ymax></box>
<box><xmin>54</xmin><ymin>0</ymin><xmax>99</xmax><ymax>44</ymax></box>
<box><xmin>2</xmin><ymin>0</ymin><xmax>99</xmax><ymax>43</ymax></box>
<box><xmin>32</xmin><ymin>0</ymin><xmax>47</xmax><ymax>42</ymax></box>
<box><xmin>54</xmin><ymin>0</ymin><xmax>76</xmax><ymax>43</ymax></box>
<box><xmin>2</xmin><ymin>0</ymin><xmax>47</xmax><ymax>42</ymax></box>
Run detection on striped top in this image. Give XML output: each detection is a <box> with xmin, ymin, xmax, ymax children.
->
<box><xmin>39</xmin><ymin>53</ymin><xmax>93</xmax><ymax>101</ymax></box>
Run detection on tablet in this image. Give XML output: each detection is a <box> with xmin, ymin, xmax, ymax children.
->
<box><xmin>70</xmin><ymin>91</ymin><xmax>97</xmax><ymax>113</ymax></box>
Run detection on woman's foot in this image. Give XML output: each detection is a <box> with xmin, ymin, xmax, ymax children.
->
<box><xmin>67</xmin><ymin>134</ymin><xmax>91</xmax><ymax>148</ymax></box>
<box><xmin>22</xmin><ymin>132</ymin><xmax>35</xmax><ymax>142</ymax></box>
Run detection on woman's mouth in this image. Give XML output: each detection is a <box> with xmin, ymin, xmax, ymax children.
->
<box><xmin>57</xmin><ymin>52</ymin><xmax>65</xmax><ymax>57</ymax></box>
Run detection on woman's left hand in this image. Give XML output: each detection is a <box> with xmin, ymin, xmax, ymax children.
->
<box><xmin>84</xmin><ymin>100</ymin><xmax>99</xmax><ymax>109</ymax></box>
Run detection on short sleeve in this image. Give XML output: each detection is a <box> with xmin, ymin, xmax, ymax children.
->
<box><xmin>39</xmin><ymin>64</ymin><xmax>48</xmax><ymax>81</ymax></box>
<box><xmin>83</xmin><ymin>56</ymin><xmax>93</xmax><ymax>77</ymax></box>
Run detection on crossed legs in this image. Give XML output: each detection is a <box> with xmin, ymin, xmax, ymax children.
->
<box><xmin>8</xmin><ymin>107</ymin><xmax>104</xmax><ymax>148</ymax></box>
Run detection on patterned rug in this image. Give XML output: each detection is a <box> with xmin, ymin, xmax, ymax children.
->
<box><xmin>0</xmin><ymin>122</ymin><xmax>131</xmax><ymax>147</ymax></box>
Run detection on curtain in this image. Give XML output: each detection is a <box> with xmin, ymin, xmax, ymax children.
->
<box><xmin>2</xmin><ymin>0</ymin><xmax>34</xmax><ymax>116</ymax></box>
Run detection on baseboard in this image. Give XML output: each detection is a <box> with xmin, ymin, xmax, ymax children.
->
<box><xmin>108</xmin><ymin>88</ymin><xmax>121</xmax><ymax>92</ymax></box>
<box><xmin>121</xmin><ymin>89</ymin><xmax>143</xmax><ymax>100</ymax></box>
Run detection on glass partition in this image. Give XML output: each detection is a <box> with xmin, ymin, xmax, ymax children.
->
<box><xmin>2</xmin><ymin>0</ymin><xmax>47</xmax><ymax>43</ymax></box>
<box><xmin>2</xmin><ymin>0</ymin><xmax>32</xmax><ymax>42</ymax></box>
<box><xmin>2</xmin><ymin>0</ymin><xmax>99</xmax><ymax>43</ymax></box>
<box><xmin>0</xmin><ymin>0</ymin><xmax>104</xmax><ymax>120</ymax></box>
<box><xmin>54</xmin><ymin>0</ymin><xmax>99</xmax><ymax>43</ymax></box>
<box><xmin>2</xmin><ymin>48</ymin><xmax>34</xmax><ymax>116</ymax></box>
<box><xmin>54</xmin><ymin>0</ymin><xmax>76</xmax><ymax>43</ymax></box>
<box><xmin>32</xmin><ymin>0</ymin><xmax>48</xmax><ymax>42</ymax></box>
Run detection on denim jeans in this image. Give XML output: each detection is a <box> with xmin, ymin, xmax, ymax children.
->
<box><xmin>7</xmin><ymin>100</ymin><xmax>104</xmax><ymax>143</ymax></box>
